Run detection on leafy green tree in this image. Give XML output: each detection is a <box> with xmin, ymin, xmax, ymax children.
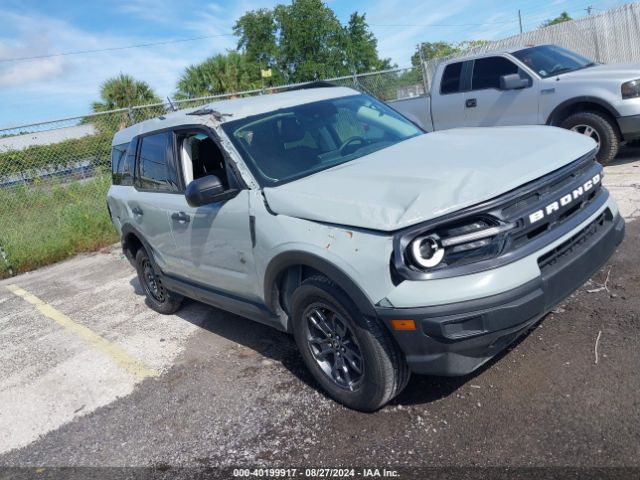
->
<box><xmin>541</xmin><ymin>11</ymin><xmax>572</xmax><ymax>28</ymax></box>
<box><xmin>233</xmin><ymin>9</ymin><xmax>279</xmax><ymax>71</ymax></box>
<box><xmin>91</xmin><ymin>73</ymin><xmax>160</xmax><ymax>112</ymax></box>
<box><xmin>175</xmin><ymin>51</ymin><xmax>262</xmax><ymax>99</ymax></box>
<box><xmin>234</xmin><ymin>0</ymin><xmax>389</xmax><ymax>83</ymax></box>
<box><xmin>274</xmin><ymin>0</ymin><xmax>346</xmax><ymax>81</ymax></box>
<box><xmin>345</xmin><ymin>12</ymin><xmax>393</xmax><ymax>73</ymax></box>
<box><xmin>411</xmin><ymin>40</ymin><xmax>488</xmax><ymax>66</ymax></box>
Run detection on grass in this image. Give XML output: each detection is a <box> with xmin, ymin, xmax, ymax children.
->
<box><xmin>0</xmin><ymin>175</ymin><xmax>119</xmax><ymax>279</ymax></box>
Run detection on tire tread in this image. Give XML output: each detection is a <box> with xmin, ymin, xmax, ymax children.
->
<box><xmin>296</xmin><ymin>275</ymin><xmax>410</xmax><ymax>410</ymax></box>
<box><xmin>561</xmin><ymin>111</ymin><xmax>620</xmax><ymax>164</ymax></box>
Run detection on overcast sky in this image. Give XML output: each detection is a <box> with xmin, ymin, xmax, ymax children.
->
<box><xmin>0</xmin><ymin>0</ymin><xmax>630</xmax><ymax>128</ymax></box>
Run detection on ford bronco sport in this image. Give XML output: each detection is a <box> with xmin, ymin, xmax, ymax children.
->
<box><xmin>108</xmin><ymin>86</ymin><xmax>624</xmax><ymax>411</ymax></box>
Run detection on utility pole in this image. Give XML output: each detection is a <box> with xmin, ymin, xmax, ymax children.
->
<box><xmin>417</xmin><ymin>43</ymin><xmax>430</xmax><ymax>93</ymax></box>
<box><xmin>518</xmin><ymin>9</ymin><xmax>523</xmax><ymax>34</ymax></box>
<box><xmin>585</xmin><ymin>5</ymin><xmax>601</xmax><ymax>62</ymax></box>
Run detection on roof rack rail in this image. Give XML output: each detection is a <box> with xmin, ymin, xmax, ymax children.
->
<box><xmin>186</xmin><ymin>108</ymin><xmax>232</xmax><ymax>120</ymax></box>
<box><xmin>284</xmin><ymin>81</ymin><xmax>337</xmax><ymax>92</ymax></box>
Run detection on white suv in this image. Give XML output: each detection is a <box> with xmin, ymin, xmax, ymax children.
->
<box><xmin>108</xmin><ymin>85</ymin><xmax>624</xmax><ymax>411</ymax></box>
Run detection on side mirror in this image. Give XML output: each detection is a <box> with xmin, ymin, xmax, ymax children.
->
<box><xmin>500</xmin><ymin>73</ymin><xmax>530</xmax><ymax>90</ymax></box>
<box><xmin>185</xmin><ymin>175</ymin><xmax>227</xmax><ymax>207</ymax></box>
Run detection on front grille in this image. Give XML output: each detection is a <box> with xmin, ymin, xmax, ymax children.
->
<box><xmin>502</xmin><ymin>157</ymin><xmax>596</xmax><ymax>218</ymax></box>
<box><xmin>502</xmin><ymin>156</ymin><xmax>603</xmax><ymax>251</ymax></box>
<box><xmin>537</xmin><ymin>209</ymin><xmax>611</xmax><ymax>272</ymax></box>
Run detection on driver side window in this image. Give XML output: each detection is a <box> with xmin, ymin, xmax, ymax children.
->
<box><xmin>177</xmin><ymin>132</ymin><xmax>231</xmax><ymax>191</ymax></box>
<box><xmin>471</xmin><ymin>56</ymin><xmax>530</xmax><ymax>90</ymax></box>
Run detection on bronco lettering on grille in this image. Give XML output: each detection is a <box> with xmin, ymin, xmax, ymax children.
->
<box><xmin>528</xmin><ymin>173</ymin><xmax>601</xmax><ymax>224</ymax></box>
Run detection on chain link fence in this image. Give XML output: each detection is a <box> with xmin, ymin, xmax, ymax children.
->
<box><xmin>0</xmin><ymin>67</ymin><xmax>423</xmax><ymax>278</ymax></box>
<box><xmin>424</xmin><ymin>2</ymin><xmax>640</xmax><ymax>88</ymax></box>
<box><xmin>5</xmin><ymin>3</ymin><xmax>639</xmax><ymax>278</ymax></box>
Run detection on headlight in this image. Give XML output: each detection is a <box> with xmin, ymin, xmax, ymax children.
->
<box><xmin>409</xmin><ymin>234</ymin><xmax>445</xmax><ymax>268</ymax></box>
<box><xmin>621</xmin><ymin>79</ymin><xmax>640</xmax><ymax>99</ymax></box>
<box><xmin>403</xmin><ymin>217</ymin><xmax>516</xmax><ymax>272</ymax></box>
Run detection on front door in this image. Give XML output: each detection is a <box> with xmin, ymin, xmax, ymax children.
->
<box><xmin>168</xmin><ymin>130</ymin><xmax>258</xmax><ymax>299</ymax></box>
<box><xmin>464</xmin><ymin>56</ymin><xmax>540</xmax><ymax>127</ymax></box>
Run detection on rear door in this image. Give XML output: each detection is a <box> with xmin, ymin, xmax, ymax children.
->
<box><xmin>431</xmin><ymin>61</ymin><xmax>468</xmax><ymax>130</ymax></box>
<box><xmin>129</xmin><ymin>131</ymin><xmax>183</xmax><ymax>274</ymax></box>
<box><xmin>464</xmin><ymin>55</ymin><xmax>539</xmax><ymax>127</ymax></box>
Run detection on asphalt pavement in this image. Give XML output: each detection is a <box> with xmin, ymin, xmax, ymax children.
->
<box><xmin>1</xmin><ymin>148</ymin><xmax>639</xmax><ymax>476</ymax></box>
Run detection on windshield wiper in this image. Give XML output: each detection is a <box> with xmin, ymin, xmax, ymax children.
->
<box><xmin>550</xmin><ymin>67</ymin><xmax>576</xmax><ymax>76</ymax></box>
<box><xmin>577</xmin><ymin>62</ymin><xmax>598</xmax><ymax>70</ymax></box>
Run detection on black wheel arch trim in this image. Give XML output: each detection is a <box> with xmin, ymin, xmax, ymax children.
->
<box><xmin>263</xmin><ymin>251</ymin><xmax>377</xmax><ymax>318</ymax></box>
<box><xmin>546</xmin><ymin>96</ymin><xmax>620</xmax><ymax>125</ymax></box>
<box><xmin>120</xmin><ymin>223</ymin><xmax>159</xmax><ymax>270</ymax></box>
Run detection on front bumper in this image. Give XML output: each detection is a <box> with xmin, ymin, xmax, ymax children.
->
<box><xmin>377</xmin><ymin>210</ymin><xmax>625</xmax><ymax>376</ymax></box>
<box><xmin>617</xmin><ymin>114</ymin><xmax>640</xmax><ymax>141</ymax></box>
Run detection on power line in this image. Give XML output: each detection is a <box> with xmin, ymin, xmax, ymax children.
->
<box><xmin>369</xmin><ymin>19</ymin><xmax>517</xmax><ymax>28</ymax></box>
<box><xmin>0</xmin><ymin>33</ymin><xmax>235</xmax><ymax>63</ymax></box>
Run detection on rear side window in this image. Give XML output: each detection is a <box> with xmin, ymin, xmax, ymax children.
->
<box><xmin>111</xmin><ymin>143</ymin><xmax>129</xmax><ymax>185</ymax></box>
<box><xmin>136</xmin><ymin>132</ymin><xmax>179</xmax><ymax>192</ymax></box>
<box><xmin>440</xmin><ymin>62</ymin><xmax>463</xmax><ymax>94</ymax></box>
<box><xmin>471</xmin><ymin>57</ymin><xmax>519</xmax><ymax>90</ymax></box>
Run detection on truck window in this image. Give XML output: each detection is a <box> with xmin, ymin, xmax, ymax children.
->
<box><xmin>136</xmin><ymin>132</ymin><xmax>180</xmax><ymax>192</ymax></box>
<box><xmin>440</xmin><ymin>62</ymin><xmax>463</xmax><ymax>94</ymax></box>
<box><xmin>471</xmin><ymin>57</ymin><xmax>519</xmax><ymax>90</ymax></box>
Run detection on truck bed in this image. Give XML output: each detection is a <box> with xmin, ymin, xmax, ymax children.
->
<box><xmin>388</xmin><ymin>95</ymin><xmax>432</xmax><ymax>131</ymax></box>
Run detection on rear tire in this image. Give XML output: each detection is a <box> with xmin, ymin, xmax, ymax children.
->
<box><xmin>135</xmin><ymin>248</ymin><xmax>183</xmax><ymax>315</ymax></box>
<box><xmin>291</xmin><ymin>275</ymin><xmax>410</xmax><ymax>411</ymax></box>
<box><xmin>560</xmin><ymin>111</ymin><xmax>620</xmax><ymax>165</ymax></box>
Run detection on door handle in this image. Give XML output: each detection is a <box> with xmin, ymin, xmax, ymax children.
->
<box><xmin>465</xmin><ymin>98</ymin><xmax>477</xmax><ymax>108</ymax></box>
<box><xmin>132</xmin><ymin>207</ymin><xmax>143</xmax><ymax>216</ymax></box>
<box><xmin>171</xmin><ymin>212</ymin><xmax>191</xmax><ymax>224</ymax></box>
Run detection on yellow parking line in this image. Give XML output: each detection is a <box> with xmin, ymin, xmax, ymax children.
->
<box><xmin>6</xmin><ymin>284</ymin><xmax>158</xmax><ymax>380</ymax></box>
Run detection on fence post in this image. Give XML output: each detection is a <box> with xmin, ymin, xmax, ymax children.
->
<box><xmin>418</xmin><ymin>44</ymin><xmax>430</xmax><ymax>94</ymax></box>
<box><xmin>590</xmin><ymin>15</ymin><xmax>602</xmax><ymax>63</ymax></box>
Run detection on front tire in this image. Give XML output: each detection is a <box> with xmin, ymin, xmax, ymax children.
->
<box><xmin>560</xmin><ymin>111</ymin><xmax>620</xmax><ymax>165</ymax></box>
<box><xmin>135</xmin><ymin>248</ymin><xmax>183</xmax><ymax>315</ymax></box>
<box><xmin>291</xmin><ymin>275</ymin><xmax>410</xmax><ymax>411</ymax></box>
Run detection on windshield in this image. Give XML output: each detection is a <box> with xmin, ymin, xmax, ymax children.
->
<box><xmin>513</xmin><ymin>45</ymin><xmax>596</xmax><ymax>78</ymax></box>
<box><xmin>222</xmin><ymin>94</ymin><xmax>423</xmax><ymax>186</ymax></box>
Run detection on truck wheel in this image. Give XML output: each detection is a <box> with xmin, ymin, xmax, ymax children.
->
<box><xmin>560</xmin><ymin>111</ymin><xmax>620</xmax><ymax>165</ymax></box>
<box><xmin>290</xmin><ymin>275</ymin><xmax>410</xmax><ymax>411</ymax></box>
<box><xmin>135</xmin><ymin>248</ymin><xmax>183</xmax><ymax>315</ymax></box>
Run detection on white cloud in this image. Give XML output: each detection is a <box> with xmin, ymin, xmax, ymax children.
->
<box><xmin>0</xmin><ymin>5</ymin><xmax>232</xmax><ymax>126</ymax></box>
<box><xmin>0</xmin><ymin>57</ymin><xmax>66</xmax><ymax>88</ymax></box>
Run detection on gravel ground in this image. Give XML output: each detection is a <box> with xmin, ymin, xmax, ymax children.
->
<box><xmin>0</xmin><ymin>150</ymin><xmax>639</xmax><ymax>477</ymax></box>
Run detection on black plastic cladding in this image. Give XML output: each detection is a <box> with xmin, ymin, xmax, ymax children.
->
<box><xmin>393</xmin><ymin>150</ymin><xmax>604</xmax><ymax>281</ymax></box>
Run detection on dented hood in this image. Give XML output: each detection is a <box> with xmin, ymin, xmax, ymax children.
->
<box><xmin>263</xmin><ymin>126</ymin><xmax>596</xmax><ymax>231</ymax></box>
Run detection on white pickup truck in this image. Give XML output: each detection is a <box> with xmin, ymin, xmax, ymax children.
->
<box><xmin>392</xmin><ymin>44</ymin><xmax>640</xmax><ymax>164</ymax></box>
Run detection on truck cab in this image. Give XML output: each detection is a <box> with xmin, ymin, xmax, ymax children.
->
<box><xmin>392</xmin><ymin>44</ymin><xmax>640</xmax><ymax>164</ymax></box>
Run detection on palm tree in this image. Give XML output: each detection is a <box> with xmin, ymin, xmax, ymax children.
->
<box><xmin>91</xmin><ymin>73</ymin><xmax>161</xmax><ymax>130</ymax></box>
<box><xmin>175</xmin><ymin>52</ymin><xmax>261</xmax><ymax>99</ymax></box>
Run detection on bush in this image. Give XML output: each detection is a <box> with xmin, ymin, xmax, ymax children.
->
<box><xmin>0</xmin><ymin>175</ymin><xmax>118</xmax><ymax>279</ymax></box>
